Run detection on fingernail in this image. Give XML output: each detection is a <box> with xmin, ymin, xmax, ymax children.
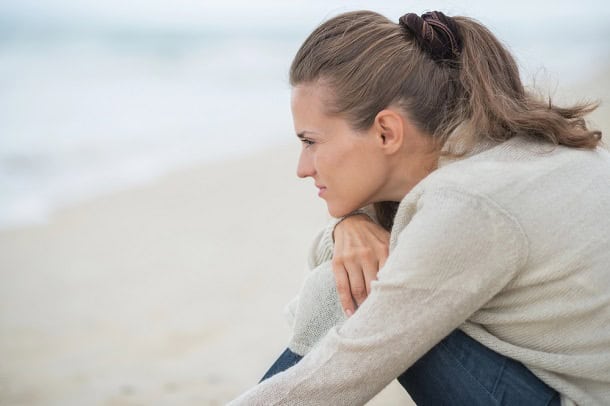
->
<box><xmin>345</xmin><ymin>309</ymin><xmax>353</xmax><ymax>317</ymax></box>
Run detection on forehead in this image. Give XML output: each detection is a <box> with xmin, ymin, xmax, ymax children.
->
<box><xmin>293</xmin><ymin>81</ymin><xmax>336</xmax><ymax>107</ymax></box>
<box><xmin>291</xmin><ymin>83</ymin><xmax>333</xmax><ymax>125</ymax></box>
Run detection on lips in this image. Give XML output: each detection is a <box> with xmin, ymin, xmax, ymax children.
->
<box><xmin>316</xmin><ymin>185</ymin><xmax>327</xmax><ymax>197</ymax></box>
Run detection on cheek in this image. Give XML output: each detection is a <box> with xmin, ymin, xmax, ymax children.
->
<box><xmin>328</xmin><ymin>160</ymin><xmax>355</xmax><ymax>188</ymax></box>
<box><xmin>316</xmin><ymin>139</ymin><xmax>380</xmax><ymax>190</ymax></box>
<box><xmin>348</xmin><ymin>150</ymin><xmax>388</xmax><ymax>193</ymax></box>
<box><xmin>333</xmin><ymin>152</ymin><xmax>378</xmax><ymax>192</ymax></box>
<box><xmin>314</xmin><ymin>149</ymin><xmax>340</xmax><ymax>178</ymax></box>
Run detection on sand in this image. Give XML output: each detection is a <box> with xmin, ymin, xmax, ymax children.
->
<box><xmin>0</xmin><ymin>143</ymin><xmax>411</xmax><ymax>405</ymax></box>
<box><xmin>1</xmin><ymin>70</ymin><xmax>608</xmax><ymax>405</ymax></box>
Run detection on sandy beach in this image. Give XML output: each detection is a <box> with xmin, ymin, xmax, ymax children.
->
<box><xmin>0</xmin><ymin>143</ymin><xmax>412</xmax><ymax>404</ymax></box>
<box><xmin>1</xmin><ymin>67</ymin><xmax>608</xmax><ymax>405</ymax></box>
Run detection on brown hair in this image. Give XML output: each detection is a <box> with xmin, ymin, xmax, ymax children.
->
<box><xmin>289</xmin><ymin>10</ymin><xmax>602</xmax><ymax>230</ymax></box>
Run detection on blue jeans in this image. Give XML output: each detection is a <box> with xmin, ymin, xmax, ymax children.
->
<box><xmin>261</xmin><ymin>329</ymin><xmax>560</xmax><ymax>405</ymax></box>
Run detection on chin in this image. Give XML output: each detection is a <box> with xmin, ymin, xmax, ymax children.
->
<box><xmin>326</xmin><ymin>202</ymin><xmax>359</xmax><ymax>218</ymax></box>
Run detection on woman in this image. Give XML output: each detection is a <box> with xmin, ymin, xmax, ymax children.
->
<box><xmin>230</xmin><ymin>10</ymin><xmax>610</xmax><ymax>405</ymax></box>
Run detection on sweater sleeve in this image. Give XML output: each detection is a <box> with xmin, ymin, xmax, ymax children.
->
<box><xmin>229</xmin><ymin>187</ymin><xmax>528</xmax><ymax>405</ymax></box>
<box><xmin>284</xmin><ymin>206</ymin><xmax>378</xmax><ymax>333</ymax></box>
<box><xmin>287</xmin><ymin>260</ymin><xmax>346</xmax><ymax>355</ymax></box>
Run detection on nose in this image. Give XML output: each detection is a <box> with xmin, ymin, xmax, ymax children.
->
<box><xmin>296</xmin><ymin>149</ymin><xmax>315</xmax><ymax>178</ymax></box>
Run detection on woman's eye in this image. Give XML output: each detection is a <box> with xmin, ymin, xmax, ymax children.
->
<box><xmin>301</xmin><ymin>138</ymin><xmax>315</xmax><ymax>147</ymax></box>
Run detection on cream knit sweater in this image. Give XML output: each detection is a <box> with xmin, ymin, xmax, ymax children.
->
<box><xmin>230</xmin><ymin>137</ymin><xmax>610</xmax><ymax>405</ymax></box>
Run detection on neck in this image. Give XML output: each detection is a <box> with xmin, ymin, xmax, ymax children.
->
<box><xmin>394</xmin><ymin>154</ymin><xmax>439</xmax><ymax>201</ymax></box>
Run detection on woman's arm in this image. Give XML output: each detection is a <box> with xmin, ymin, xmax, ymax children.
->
<box><xmin>229</xmin><ymin>187</ymin><xmax>528</xmax><ymax>405</ymax></box>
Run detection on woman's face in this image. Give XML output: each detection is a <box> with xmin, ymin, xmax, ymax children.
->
<box><xmin>291</xmin><ymin>84</ymin><xmax>392</xmax><ymax>217</ymax></box>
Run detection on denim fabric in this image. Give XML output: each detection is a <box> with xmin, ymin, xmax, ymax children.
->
<box><xmin>397</xmin><ymin>330</ymin><xmax>560</xmax><ymax>405</ymax></box>
<box><xmin>260</xmin><ymin>347</ymin><xmax>303</xmax><ymax>382</ymax></box>
<box><xmin>260</xmin><ymin>329</ymin><xmax>560</xmax><ymax>405</ymax></box>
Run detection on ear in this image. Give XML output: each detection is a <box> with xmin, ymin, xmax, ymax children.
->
<box><xmin>373</xmin><ymin>108</ymin><xmax>405</xmax><ymax>155</ymax></box>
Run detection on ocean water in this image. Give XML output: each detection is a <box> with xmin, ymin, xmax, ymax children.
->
<box><xmin>0</xmin><ymin>22</ymin><xmax>299</xmax><ymax>228</ymax></box>
<box><xmin>1</xmin><ymin>0</ymin><xmax>609</xmax><ymax>229</ymax></box>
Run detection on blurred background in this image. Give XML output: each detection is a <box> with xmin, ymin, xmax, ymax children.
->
<box><xmin>1</xmin><ymin>1</ymin><xmax>609</xmax><ymax>405</ymax></box>
<box><xmin>1</xmin><ymin>0</ymin><xmax>609</xmax><ymax>229</ymax></box>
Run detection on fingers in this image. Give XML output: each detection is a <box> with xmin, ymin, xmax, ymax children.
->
<box><xmin>331</xmin><ymin>213</ymin><xmax>391</xmax><ymax>316</ymax></box>
<box><xmin>377</xmin><ymin>244</ymin><xmax>389</xmax><ymax>269</ymax></box>
<box><xmin>332</xmin><ymin>258</ymin><xmax>375</xmax><ymax>317</ymax></box>
<box><xmin>332</xmin><ymin>258</ymin><xmax>355</xmax><ymax>317</ymax></box>
<box><xmin>344</xmin><ymin>259</ymin><xmax>367</xmax><ymax>306</ymax></box>
<box><xmin>362</xmin><ymin>259</ymin><xmax>379</xmax><ymax>296</ymax></box>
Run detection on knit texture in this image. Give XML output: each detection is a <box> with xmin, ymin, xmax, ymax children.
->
<box><xmin>283</xmin><ymin>207</ymin><xmax>376</xmax><ymax>352</ymax></box>
<box><xmin>230</xmin><ymin>137</ymin><xmax>610</xmax><ymax>405</ymax></box>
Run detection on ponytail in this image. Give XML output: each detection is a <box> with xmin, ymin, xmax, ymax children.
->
<box><xmin>446</xmin><ymin>16</ymin><xmax>601</xmax><ymax>153</ymax></box>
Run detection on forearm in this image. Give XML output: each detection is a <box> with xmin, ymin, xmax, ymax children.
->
<box><xmin>230</xmin><ymin>283</ymin><xmax>497</xmax><ymax>405</ymax></box>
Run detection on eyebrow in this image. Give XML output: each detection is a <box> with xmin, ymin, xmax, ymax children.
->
<box><xmin>296</xmin><ymin>130</ymin><xmax>318</xmax><ymax>139</ymax></box>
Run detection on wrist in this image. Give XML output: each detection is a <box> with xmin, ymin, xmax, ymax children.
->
<box><xmin>332</xmin><ymin>210</ymin><xmax>373</xmax><ymax>242</ymax></box>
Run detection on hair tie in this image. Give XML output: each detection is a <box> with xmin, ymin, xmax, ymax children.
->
<box><xmin>399</xmin><ymin>11</ymin><xmax>462</xmax><ymax>63</ymax></box>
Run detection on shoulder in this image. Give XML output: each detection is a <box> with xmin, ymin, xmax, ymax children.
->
<box><xmin>450</xmin><ymin>135</ymin><xmax>605</xmax><ymax>171</ymax></box>
<box><xmin>390</xmin><ymin>136</ymin><xmax>610</xmax><ymax>248</ymax></box>
<box><xmin>420</xmin><ymin>137</ymin><xmax>609</xmax><ymax>205</ymax></box>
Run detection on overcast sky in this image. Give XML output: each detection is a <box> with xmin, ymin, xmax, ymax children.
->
<box><xmin>2</xmin><ymin>0</ymin><xmax>609</xmax><ymax>31</ymax></box>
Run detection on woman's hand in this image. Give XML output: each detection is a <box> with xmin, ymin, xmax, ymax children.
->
<box><xmin>332</xmin><ymin>214</ymin><xmax>390</xmax><ymax>316</ymax></box>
